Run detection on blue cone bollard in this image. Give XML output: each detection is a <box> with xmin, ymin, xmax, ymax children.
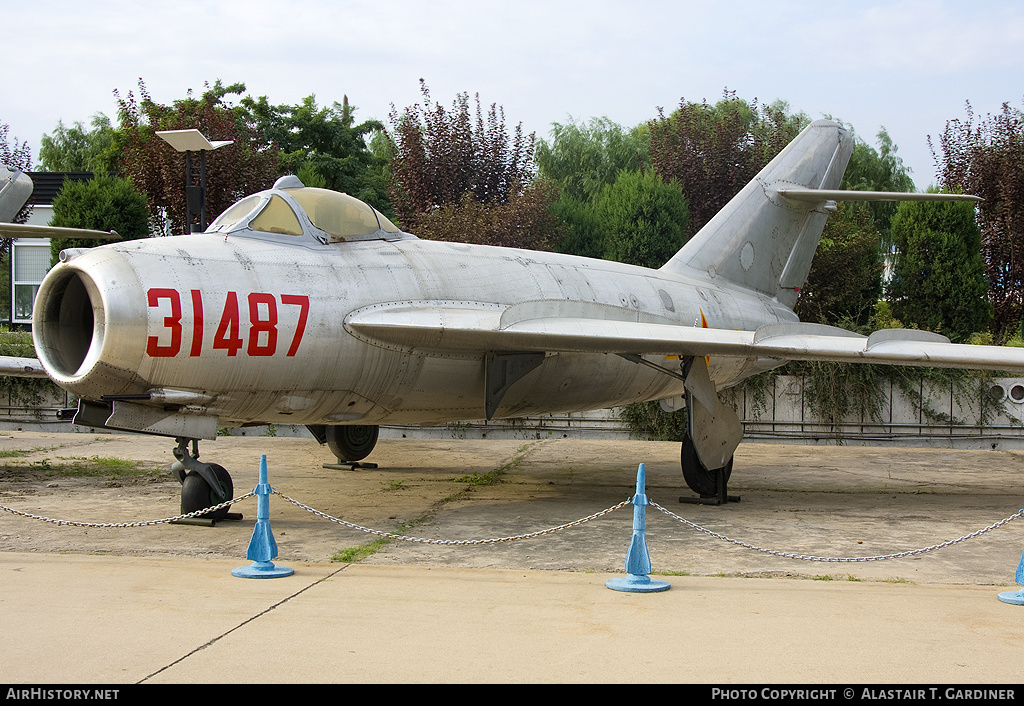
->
<box><xmin>232</xmin><ymin>455</ymin><xmax>294</xmax><ymax>579</ymax></box>
<box><xmin>606</xmin><ymin>463</ymin><xmax>670</xmax><ymax>593</ymax></box>
<box><xmin>997</xmin><ymin>531</ymin><xmax>1024</xmax><ymax>605</ymax></box>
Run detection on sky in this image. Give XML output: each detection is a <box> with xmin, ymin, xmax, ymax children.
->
<box><xmin>4</xmin><ymin>0</ymin><xmax>1023</xmax><ymax>190</ymax></box>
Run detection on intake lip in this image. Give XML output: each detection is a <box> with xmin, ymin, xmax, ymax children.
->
<box><xmin>32</xmin><ymin>265</ymin><xmax>104</xmax><ymax>383</ymax></box>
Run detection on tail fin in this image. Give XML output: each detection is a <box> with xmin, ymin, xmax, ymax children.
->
<box><xmin>660</xmin><ymin>119</ymin><xmax>852</xmax><ymax>308</ymax></box>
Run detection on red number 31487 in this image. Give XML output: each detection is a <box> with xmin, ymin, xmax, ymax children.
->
<box><xmin>146</xmin><ymin>288</ymin><xmax>309</xmax><ymax>358</ymax></box>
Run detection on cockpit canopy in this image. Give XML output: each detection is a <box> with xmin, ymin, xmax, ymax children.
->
<box><xmin>206</xmin><ymin>175</ymin><xmax>407</xmax><ymax>243</ymax></box>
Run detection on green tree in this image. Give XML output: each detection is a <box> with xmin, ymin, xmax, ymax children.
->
<box><xmin>797</xmin><ymin>128</ymin><xmax>914</xmax><ymax>327</ymax></box>
<box><xmin>843</xmin><ymin>128</ymin><xmax>915</xmax><ymax>228</ymax></box>
<box><xmin>549</xmin><ymin>193</ymin><xmax>604</xmax><ymax>259</ymax></box>
<box><xmin>535</xmin><ymin>116</ymin><xmax>652</xmax><ymax>260</ymax></box>
<box><xmin>593</xmin><ymin>170</ymin><xmax>689</xmax><ymax>268</ymax></box>
<box><xmin>39</xmin><ymin>114</ymin><xmax>117</xmax><ymax>174</ymax></box>
<box><xmin>795</xmin><ymin>203</ymin><xmax>883</xmax><ymax>327</ymax></box>
<box><xmin>48</xmin><ymin>175</ymin><xmax>149</xmax><ymax>263</ymax></box>
<box><xmin>931</xmin><ymin>101</ymin><xmax>1024</xmax><ymax>338</ymax></box>
<box><xmin>535</xmin><ymin>116</ymin><xmax>649</xmax><ymax>203</ymax></box>
<box><xmin>238</xmin><ymin>94</ymin><xmax>391</xmax><ymax>215</ymax></box>
<box><xmin>886</xmin><ymin>198</ymin><xmax>989</xmax><ymax>342</ymax></box>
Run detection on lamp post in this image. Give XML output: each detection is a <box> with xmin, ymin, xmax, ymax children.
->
<box><xmin>156</xmin><ymin>129</ymin><xmax>233</xmax><ymax>233</ymax></box>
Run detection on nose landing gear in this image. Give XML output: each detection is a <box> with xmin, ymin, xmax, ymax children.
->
<box><xmin>171</xmin><ymin>438</ymin><xmax>238</xmax><ymax>522</ymax></box>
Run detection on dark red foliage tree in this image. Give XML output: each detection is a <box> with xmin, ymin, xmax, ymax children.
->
<box><xmin>648</xmin><ymin>92</ymin><xmax>804</xmax><ymax>236</ymax></box>
<box><xmin>387</xmin><ymin>80</ymin><xmax>559</xmax><ymax>249</ymax></box>
<box><xmin>115</xmin><ymin>80</ymin><xmax>278</xmax><ymax>235</ymax></box>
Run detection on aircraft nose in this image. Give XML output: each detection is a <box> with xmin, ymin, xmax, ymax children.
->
<box><xmin>33</xmin><ymin>263</ymin><xmax>100</xmax><ymax>379</ymax></box>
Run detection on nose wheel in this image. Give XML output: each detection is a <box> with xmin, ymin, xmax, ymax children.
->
<box><xmin>171</xmin><ymin>438</ymin><xmax>239</xmax><ymax>522</ymax></box>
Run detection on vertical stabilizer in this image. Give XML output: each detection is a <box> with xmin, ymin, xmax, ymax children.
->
<box><xmin>660</xmin><ymin>120</ymin><xmax>852</xmax><ymax>309</ymax></box>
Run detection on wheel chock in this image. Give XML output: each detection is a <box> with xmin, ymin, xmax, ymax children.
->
<box><xmin>606</xmin><ymin>464</ymin><xmax>670</xmax><ymax>593</ymax></box>
<box><xmin>997</xmin><ymin>537</ymin><xmax>1024</xmax><ymax>605</ymax></box>
<box><xmin>233</xmin><ymin>455</ymin><xmax>294</xmax><ymax>579</ymax></box>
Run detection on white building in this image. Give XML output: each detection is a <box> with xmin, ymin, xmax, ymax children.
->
<box><xmin>9</xmin><ymin>172</ymin><xmax>92</xmax><ymax>325</ymax></box>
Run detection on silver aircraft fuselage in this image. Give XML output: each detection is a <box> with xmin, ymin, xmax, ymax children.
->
<box><xmin>34</xmin><ymin>231</ymin><xmax>792</xmax><ymax>431</ymax></box>
<box><xmin>29</xmin><ymin>121</ymin><xmax>1002</xmax><ymax>447</ymax></box>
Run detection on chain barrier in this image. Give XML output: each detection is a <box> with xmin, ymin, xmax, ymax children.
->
<box><xmin>1</xmin><ymin>486</ymin><xmax>1020</xmax><ymax>563</ymax></box>
<box><xmin>650</xmin><ymin>500</ymin><xmax>1024</xmax><ymax>563</ymax></box>
<box><xmin>271</xmin><ymin>489</ymin><xmax>632</xmax><ymax>545</ymax></box>
<box><xmin>0</xmin><ymin>491</ymin><xmax>255</xmax><ymax>528</ymax></box>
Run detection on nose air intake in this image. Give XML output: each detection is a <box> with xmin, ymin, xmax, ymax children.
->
<box><xmin>33</xmin><ymin>267</ymin><xmax>101</xmax><ymax>379</ymax></box>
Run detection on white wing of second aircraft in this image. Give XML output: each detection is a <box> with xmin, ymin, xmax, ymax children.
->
<box><xmin>345</xmin><ymin>302</ymin><xmax>1024</xmax><ymax>374</ymax></box>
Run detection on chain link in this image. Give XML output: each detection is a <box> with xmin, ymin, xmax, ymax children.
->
<box><xmin>0</xmin><ymin>491</ymin><xmax>255</xmax><ymax>528</ymax></box>
<box><xmin>651</xmin><ymin>500</ymin><xmax>1024</xmax><ymax>563</ymax></box>
<box><xmin>272</xmin><ymin>489</ymin><xmax>631</xmax><ymax>545</ymax></box>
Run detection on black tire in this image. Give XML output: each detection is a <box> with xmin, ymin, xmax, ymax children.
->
<box><xmin>180</xmin><ymin>464</ymin><xmax>234</xmax><ymax>521</ymax></box>
<box><xmin>326</xmin><ymin>424</ymin><xmax>379</xmax><ymax>462</ymax></box>
<box><xmin>680</xmin><ymin>435</ymin><xmax>733</xmax><ymax>497</ymax></box>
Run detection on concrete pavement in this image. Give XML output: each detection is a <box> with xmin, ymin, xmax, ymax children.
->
<box><xmin>1</xmin><ymin>552</ymin><xmax>1022</xmax><ymax>684</ymax></box>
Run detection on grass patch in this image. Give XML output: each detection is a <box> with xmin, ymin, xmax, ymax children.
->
<box><xmin>334</xmin><ymin>442</ymin><xmax>544</xmax><ymax>563</ymax></box>
<box><xmin>453</xmin><ymin>470</ymin><xmax>503</xmax><ymax>486</ymax></box>
<box><xmin>331</xmin><ymin>537</ymin><xmax>391</xmax><ymax>563</ymax></box>
<box><xmin>331</xmin><ymin>517</ymin><xmax>426</xmax><ymax>563</ymax></box>
<box><xmin>0</xmin><ymin>454</ymin><xmax>169</xmax><ymax>484</ymax></box>
<box><xmin>453</xmin><ymin>442</ymin><xmax>533</xmax><ymax>486</ymax></box>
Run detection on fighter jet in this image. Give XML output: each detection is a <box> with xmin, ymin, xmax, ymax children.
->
<box><xmin>0</xmin><ymin>120</ymin><xmax>1007</xmax><ymax>515</ymax></box>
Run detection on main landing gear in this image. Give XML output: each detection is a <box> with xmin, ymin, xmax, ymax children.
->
<box><xmin>679</xmin><ymin>434</ymin><xmax>738</xmax><ymax>505</ymax></box>
<box><xmin>326</xmin><ymin>424</ymin><xmax>379</xmax><ymax>463</ymax></box>
<box><xmin>676</xmin><ymin>354</ymin><xmax>742</xmax><ymax>505</ymax></box>
<box><xmin>171</xmin><ymin>438</ymin><xmax>237</xmax><ymax>521</ymax></box>
<box><xmin>306</xmin><ymin>424</ymin><xmax>380</xmax><ymax>468</ymax></box>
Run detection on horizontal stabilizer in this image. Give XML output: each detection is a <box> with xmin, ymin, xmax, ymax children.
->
<box><xmin>0</xmin><ymin>223</ymin><xmax>120</xmax><ymax>240</ymax></box>
<box><xmin>777</xmin><ymin>188</ymin><xmax>981</xmax><ymax>203</ymax></box>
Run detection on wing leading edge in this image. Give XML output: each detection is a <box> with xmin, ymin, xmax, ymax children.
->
<box><xmin>346</xmin><ymin>303</ymin><xmax>1024</xmax><ymax>374</ymax></box>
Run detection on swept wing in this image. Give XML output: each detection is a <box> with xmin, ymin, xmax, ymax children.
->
<box><xmin>347</xmin><ymin>303</ymin><xmax>1024</xmax><ymax>374</ymax></box>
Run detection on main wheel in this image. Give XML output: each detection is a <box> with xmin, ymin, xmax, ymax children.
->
<box><xmin>680</xmin><ymin>435</ymin><xmax>732</xmax><ymax>497</ymax></box>
<box><xmin>180</xmin><ymin>464</ymin><xmax>234</xmax><ymax>521</ymax></box>
<box><xmin>326</xmin><ymin>424</ymin><xmax>379</xmax><ymax>462</ymax></box>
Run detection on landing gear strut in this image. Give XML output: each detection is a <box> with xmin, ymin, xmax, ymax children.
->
<box><xmin>171</xmin><ymin>438</ymin><xmax>237</xmax><ymax>521</ymax></box>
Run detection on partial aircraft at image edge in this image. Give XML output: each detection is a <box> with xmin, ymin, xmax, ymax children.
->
<box><xmin>0</xmin><ymin>120</ymin><xmax>1008</xmax><ymax>515</ymax></box>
